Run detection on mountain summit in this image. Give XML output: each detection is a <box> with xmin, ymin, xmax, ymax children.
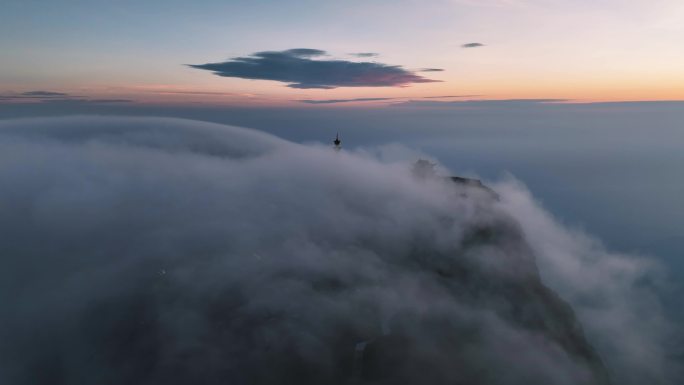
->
<box><xmin>0</xmin><ymin>117</ymin><xmax>609</xmax><ymax>385</ymax></box>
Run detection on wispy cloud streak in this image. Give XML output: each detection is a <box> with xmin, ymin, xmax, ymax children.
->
<box><xmin>0</xmin><ymin>91</ymin><xmax>133</xmax><ymax>104</ymax></box>
<box><xmin>462</xmin><ymin>42</ymin><xmax>485</xmax><ymax>48</ymax></box>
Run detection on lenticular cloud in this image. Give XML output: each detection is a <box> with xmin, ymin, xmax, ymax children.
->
<box><xmin>0</xmin><ymin>116</ymin><xmax>675</xmax><ymax>385</ymax></box>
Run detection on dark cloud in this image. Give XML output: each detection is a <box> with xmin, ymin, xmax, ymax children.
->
<box><xmin>145</xmin><ymin>90</ymin><xmax>253</xmax><ymax>97</ymax></box>
<box><xmin>188</xmin><ymin>49</ymin><xmax>440</xmax><ymax>89</ymax></box>
<box><xmin>462</xmin><ymin>43</ymin><xmax>485</xmax><ymax>48</ymax></box>
<box><xmin>420</xmin><ymin>68</ymin><xmax>445</xmax><ymax>72</ymax></box>
<box><xmin>40</xmin><ymin>98</ymin><xmax>133</xmax><ymax>104</ymax></box>
<box><xmin>296</xmin><ymin>95</ymin><xmax>479</xmax><ymax>105</ymax></box>
<box><xmin>296</xmin><ymin>95</ymin><xmax>486</xmax><ymax>105</ymax></box>
<box><xmin>0</xmin><ymin>116</ymin><xmax>675</xmax><ymax>385</ymax></box>
<box><xmin>0</xmin><ymin>90</ymin><xmax>75</xmax><ymax>101</ymax></box>
<box><xmin>422</xmin><ymin>95</ymin><xmax>482</xmax><ymax>99</ymax></box>
<box><xmin>351</xmin><ymin>52</ymin><xmax>380</xmax><ymax>58</ymax></box>
<box><xmin>87</xmin><ymin>99</ymin><xmax>133</xmax><ymax>103</ymax></box>
<box><xmin>20</xmin><ymin>91</ymin><xmax>69</xmax><ymax>97</ymax></box>
<box><xmin>394</xmin><ymin>98</ymin><xmax>567</xmax><ymax>108</ymax></box>
<box><xmin>298</xmin><ymin>97</ymin><xmax>395</xmax><ymax>104</ymax></box>
<box><xmin>0</xmin><ymin>91</ymin><xmax>133</xmax><ymax>105</ymax></box>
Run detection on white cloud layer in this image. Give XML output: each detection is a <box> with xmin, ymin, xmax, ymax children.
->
<box><xmin>0</xmin><ymin>116</ymin><xmax>677</xmax><ymax>384</ymax></box>
<box><xmin>494</xmin><ymin>179</ymin><xmax>679</xmax><ymax>384</ymax></box>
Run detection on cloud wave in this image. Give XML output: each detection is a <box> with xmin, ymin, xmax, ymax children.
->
<box><xmin>0</xmin><ymin>116</ymin><xmax>676</xmax><ymax>385</ymax></box>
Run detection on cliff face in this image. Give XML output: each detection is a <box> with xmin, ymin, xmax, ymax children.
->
<box><xmin>0</xmin><ymin>117</ymin><xmax>610</xmax><ymax>385</ymax></box>
<box><xmin>352</xmin><ymin>194</ymin><xmax>610</xmax><ymax>385</ymax></box>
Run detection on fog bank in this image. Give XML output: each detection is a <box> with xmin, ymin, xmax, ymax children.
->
<box><xmin>0</xmin><ymin>117</ymin><xmax>676</xmax><ymax>384</ymax></box>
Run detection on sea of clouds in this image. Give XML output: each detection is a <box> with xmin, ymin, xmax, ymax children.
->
<box><xmin>0</xmin><ymin>116</ymin><xmax>678</xmax><ymax>384</ymax></box>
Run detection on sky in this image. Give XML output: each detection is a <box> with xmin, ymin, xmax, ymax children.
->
<box><xmin>2</xmin><ymin>0</ymin><xmax>684</xmax><ymax>105</ymax></box>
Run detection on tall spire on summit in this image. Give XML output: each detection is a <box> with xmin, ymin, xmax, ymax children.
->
<box><xmin>333</xmin><ymin>133</ymin><xmax>341</xmax><ymax>151</ymax></box>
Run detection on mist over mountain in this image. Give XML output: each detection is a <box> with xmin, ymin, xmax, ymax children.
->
<box><xmin>0</xmin><ymin>117</ymin><xmax>676</xmax><ymax>384</ymax></box>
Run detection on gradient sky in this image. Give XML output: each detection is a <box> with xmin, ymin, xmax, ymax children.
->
<box><xmin>2</xmin><ymin>0</ymin><xmax>684</xmax><ymax>105</ymax></box>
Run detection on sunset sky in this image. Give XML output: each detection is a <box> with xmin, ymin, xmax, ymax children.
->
<box><xmin>3</xmin><ymin>0</ymin><xmax>684</xmax><ymax>106</ymax></box>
